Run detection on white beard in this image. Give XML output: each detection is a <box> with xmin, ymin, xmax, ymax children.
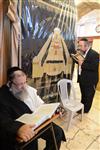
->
<box><xmin>11</xmin><ymin>87</ymin><xmax>29</xmax><ymax>101</ymax></box>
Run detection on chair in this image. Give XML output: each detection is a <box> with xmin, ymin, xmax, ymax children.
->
<box><xmin>57</xmin><ymin>79</ymin><xmax>84</xmax><ymax>131</ymax></box>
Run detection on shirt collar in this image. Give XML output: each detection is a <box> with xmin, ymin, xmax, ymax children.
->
<box><xmin>84</xmin><ymin>47</ymin><xmax>90</xmax><ymax>57</ymax></box>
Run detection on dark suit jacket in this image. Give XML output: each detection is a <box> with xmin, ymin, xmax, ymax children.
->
<box><xmin>0</xmin><ymin>85</ymin><xmax>32</xmax><ymax>150</ymax></box>
<box><xmin>78</xmin><ymin>48</ymin><xmax>99</xmax><ymax>86</ymax></box>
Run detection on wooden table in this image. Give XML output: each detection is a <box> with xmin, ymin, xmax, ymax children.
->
<box><xmin>17</xmin><ymin>114</ymin><xmax>59</xmax><ymax>150</ymax></box>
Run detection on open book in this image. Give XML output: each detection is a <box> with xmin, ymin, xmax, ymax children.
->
<box><xmin>16</xmin><ymin>103</ymin><xmax>60</xmax><ymax>130</ymax></box>
<box><xmin>71</xmin><ymin>52</ymin><xmax>84</xmax><ymax>62</ymax></box>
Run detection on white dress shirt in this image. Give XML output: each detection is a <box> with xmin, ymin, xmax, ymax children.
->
<box><xmin>23</xmin><ymin>85</ymin><xmax>44</xmax><ymax>112</ymax></box>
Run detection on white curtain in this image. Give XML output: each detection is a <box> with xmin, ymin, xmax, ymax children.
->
<box><xmin>7</xmin><ymin>0</ymin><xmax>21</xmax><ymax>66</ymax></box>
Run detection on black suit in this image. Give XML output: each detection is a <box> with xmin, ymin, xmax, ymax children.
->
<box><xmin>78</xmin><ymin>48</ymin><xmax>99</xmax><ymax>112</ymax></box>
<box><xmin>0</xmin><ymin>85</ymin><xmax>66</xmax><ymax>150</ymax></box>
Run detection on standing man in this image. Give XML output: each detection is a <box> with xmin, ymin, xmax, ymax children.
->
<box><xmin>0</xmin><ymin>66</ymin><xmax>66</xmax><ymax>150</ymax></box>
<box><xmin>77</xmin><ymin>38</ymin><xmax>99</xmax><ymax>113</ymax></box>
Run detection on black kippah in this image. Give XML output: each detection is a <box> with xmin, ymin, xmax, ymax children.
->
<box><xmin>7</xmin><ymin>66</ymin><xmax>22</xmax><ymax>81</ymax></box>
<box><xmin>79</xmin><ymin>38</ymin><xmax>88</xmax><ymax>42</ymax></box>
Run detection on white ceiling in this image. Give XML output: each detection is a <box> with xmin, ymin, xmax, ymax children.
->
<box><xmin>75</xmin><ymin>0</ymin><xmax>100</xmax><ymax>5</ymax></box>
<box><xmin>75</xmin><ymin>0</ymin><xmax>100</xmax><ymax>19</ymax></box>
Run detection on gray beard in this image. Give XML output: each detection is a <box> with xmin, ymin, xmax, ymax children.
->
<box><xmin>12</xmin><ymin>88</ymin><xmax>29</xmax><ymax>101</ymax></box>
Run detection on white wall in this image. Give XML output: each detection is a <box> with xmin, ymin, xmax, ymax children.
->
<box><xmin>76</xmin><ymin>9</ymin><xmax>100</xmax><ymax>37</ymax></box>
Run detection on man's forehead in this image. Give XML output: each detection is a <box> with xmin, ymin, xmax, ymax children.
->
<box><xmin>13</xmin><ymin>71</ymin><xmax>26</xmax><ymax>81</ymax></box>
<box><xmin>14</xmin><ymin>70</ymin><xmax>25</xmax><ymax>76</ymax></box>
<box><xmin>78</xmin><ymin>41</ymin><xmax>87</xmax><ymax>47</ymax></box>
<box><xmin>78</xmin><ymin>41</ymin><xmax>85</xmax><ymax>44</ymax></box>
<box><xmin>13</xmin><ymin>72</ymin><xmax>26</xmax><ymax>84</ymax></box>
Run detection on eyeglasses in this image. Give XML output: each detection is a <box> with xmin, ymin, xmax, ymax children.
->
<box><xmin>12</xmin><ymin>81</ymin><xmax>27</xmax><ymax>88</ymax></box>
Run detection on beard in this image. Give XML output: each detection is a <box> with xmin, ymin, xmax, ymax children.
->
<box><xmin>11</xmin><ymin>87</ymin><xmax>29</xmax><ymax>101</ymax></box>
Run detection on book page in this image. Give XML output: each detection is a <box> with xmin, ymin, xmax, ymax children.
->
<box><xmin>34</xmin><ymin>103</ymin><xmax>60</xmax><ymax>118</ymax></box>
<box><xmin>16</xmin><ymin>103</ymin><xmax>60</xmax><ymax>130</ymax></box>
<box><xmin>75</xmin><ymin>53</ymin><xmax>84</xmax><ymax>61</ymax></box>
<box><xmin>71</xmin><ymin>52</ymin><xmax>84</xmax><ymax>62</ymax></box>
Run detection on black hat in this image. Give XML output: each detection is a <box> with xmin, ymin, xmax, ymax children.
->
<box><xmin>7</xmin><ymin>66</ymin><xmax>23</xmax><ymax>81</ymax></box>
<box><xmin>79</xmin><ymin>38</ymin><xmax>88</xmax><ymax>42</ymax></box>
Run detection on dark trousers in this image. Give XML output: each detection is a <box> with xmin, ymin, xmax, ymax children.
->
<box><xmin>22</xmin><ymin>140</ymin><xmax>38</xmax><ymax>150</ymax></box>
<box><xmin>79</xmin><ymin>83</ymin><xmax>96</xmax><ymax>113</ymax></box>
<box><xmin>40</xmin><ymin>123</ymin><xmax>66</xmax><ymax>150</ymax></box>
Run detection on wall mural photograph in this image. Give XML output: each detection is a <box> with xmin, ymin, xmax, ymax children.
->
<box><xmin>21</xmin><ymin>0</ymin><xmax>76</xmax><ymax>102</ymax></box>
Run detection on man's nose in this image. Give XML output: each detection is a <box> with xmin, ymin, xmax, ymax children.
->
<box><xmin>19</xmin><ymin>83</ymin><xmax>26</xmax><ymax>89</ymax></box>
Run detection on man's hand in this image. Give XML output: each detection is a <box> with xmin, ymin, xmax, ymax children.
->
<box><xmin>17</xmin><ymin>124</ymin><xmax>36</xmax><ymax>142</ymax></box>
<box><xmin>78</xmin><ymin>59</ymin><xmax>84</xmax><ymax>66</ymax></box>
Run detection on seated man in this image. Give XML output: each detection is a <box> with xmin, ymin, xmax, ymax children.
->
<box><xmin>0</xmin><ymin>66</ymin><xmax>66</xmax><ymax>150</ymax></box>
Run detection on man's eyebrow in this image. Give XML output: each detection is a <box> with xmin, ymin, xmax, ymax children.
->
<box><xmin>15</xmin><ymin>73</ymin><xmax>25</xmax><ymax>76</ymax></box>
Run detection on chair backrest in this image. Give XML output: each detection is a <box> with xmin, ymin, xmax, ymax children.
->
<box><xmin>57</xmin><ymin>79</ymin><xmax>76</xmax><ymax>106</ymax></box>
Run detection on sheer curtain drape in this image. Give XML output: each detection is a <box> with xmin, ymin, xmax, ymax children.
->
<box><xmin>0</xmin><ymin>0</ymin><xmax>10</xmax><ymax>86</ymax></box>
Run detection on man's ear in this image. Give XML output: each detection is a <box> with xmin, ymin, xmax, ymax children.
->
<box><xmin>8</xmin><ymin>80</ymin><xmax>13</xmax><ymax>88</ymax></box>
